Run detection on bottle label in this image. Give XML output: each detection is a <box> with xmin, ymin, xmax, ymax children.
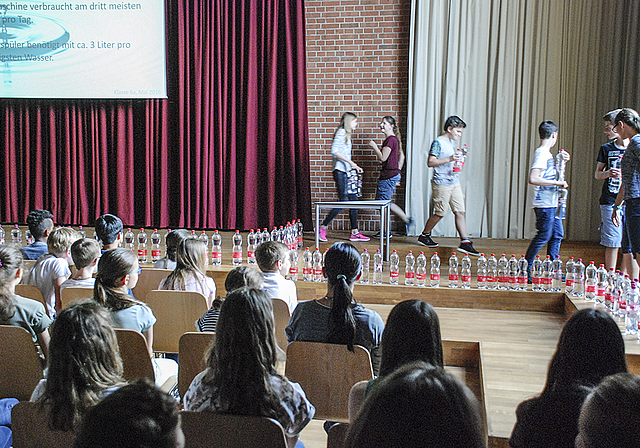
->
<box><xmin>462</xmin><ymin>275</ymin><xmax>471</xmax><ymax>282</ymax></box>
<box><xmin>247</xmin><ymin>250</ymin><xmax>255</xmax><ymax>258</ymax></box>
<box><xmin>596</xmin><ymin>288</ymin><xmax>605</xmax><ymax>297</ymax></box>
<box><xmin>518</xmin><ymin>276</ymin><xmax>527</xmax><ymax>284</ymax></box>
<box><xmin>313</xmin><ymin>269</ymin><xmax>322</xmax><ymax>276</ymax></box>
<box><xmin>508</xmin><ymin>276</ymin><xmax>516</xmax><ymax>284</ymax></box>
<box><xmin>543</xmin><ymin>277</ymin><xmax>553</xmax><ymax>285</ymax></box>
<box><xmin>566</xmin><ymin>279</ymin><xmax>575</xmax><ymax>287</ymax></box>
<box><xmin>620</xmin><ymin>300</ymin><xmax>627</xmax><ymax>310</ymax></box>
<box><xmin>487</xmin><ymin>275</ymin><xmax>497</xmax><ymax>282</ymax></box>
<box><xmin>532</xmin><ymin>277</ymin><xmax>541</xmax><ymax>285</ymax></box>
<box><xmin>390</xmin><ymin>271</ymin><xmax>399</xmax><ymax>279</ymax></box>
<box><xmin>233</xmin><ymin>251</ymin><xmax>242</xmax><ymax>259</ymax></box>
<box><xmin>430</xmin><ymin>273</ymin><xmax>440</xmax><ymax>281</ymax></box>
<box><xmin>289</xmin><ymin>267</ymin><xmax>298</xmax><ymax>275</ymax></box>
<box><xmin>151</xmin><ymin>250</ymin><xmax>161</xmax><ymax>258</ymax></box>
<box><xmin>498</xmin><ymin>275</ymin><xmax>508</xmax><ymax>283</ymax></box>
<box><xmin>298</xmin><ymin>236</ymin><xmax>303</xmax><ymax>244</ymax></box>
<box><xmin>605</xmin><ymin>292</ymin><xmax>611</xmax><ymax>301</ymax></box>
<box><xmin>449</xmin><ymin>274</ymin><xmax>458</xmax><ymax>281</ymax></box>
<box><xmin>212</xmin><ymin>251</ymin><xmax>221</xmax><ymax>258</ymax></box>
<box><xmin>586</xmin><ymin>285</ymin><xmax>596</xmax><ymax>293</ymax></box>
<box><xmin>417</xmin><ymin>273</ymin><xmax>427</xmax><ymax>281</ymax></box>
<box><xmin>405</xmin><ymin>272</ymin><xmax>415</xmax><ymax>279</ymax></box>
<box><xmin>138</xmin><ymin>249</ymin><xmax>147</xmax><ymax>257</ymax></box>
<box><xmin>303</xmin><ymin>268</ymin><xmax>312</xmax><ymax>275</ymax></box>
<box><xmin>477</xmin><ymin>275</ymin><xmax>487</xmax><ymax>282</ymax></box>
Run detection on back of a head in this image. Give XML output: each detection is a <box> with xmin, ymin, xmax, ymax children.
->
<box><xmin>538</xmin><ymin>120</ymin><xmax>558</xmax><ymax>139</ymax></box>
<box><xmin>94</xmin><ymin>248</ymin><xmax>137</xmax><ymax>311</ymax></box>
<box><xmin>26</xmin><ymin>209</ymin><xmax>54</xmax><ymax>240</ymax></box>
<box><xmin>379</xmin><ymin>300</ymin><xmax>443</xmax><ymax>377</ymax></box>
<box><xmin>47</xmin><ymin>227</ymin><xmax>81</xmax><ymax>257</ymax></box>
<box><xmin>344</xmin><ymin>361</ymin><xmax>486</xmax><ymax>448</ymax></box>
<box><xmin>577</xmin><ymin>373</ymin><xmax>640</xmax><ymax>448</ymax></box>
<box><xmin>165</xmin><ymin>229</ymin><xmax>191</xmax><ymax>262</ymax></box>
<box><xmin>602</xmin><ymin>109</ymin><xmax>622</xmax><ymax>124</ymax></box>
<box><xmin>73</xmin><ymin>379</ymin><xmax>183</xmax><ymax>448</ymax></box>
<box><xmin>44</xmin><ymin>300</ymin><xmax>124</xmax><ymax>431</ymax></box>
<box><xmin>545</xmin><ymin>309</ymin><xmax>626</xmax><ymax>392</ymax></box>
<box><xmin>175</xmin><ymin>238</ymin><xmax>207</xmax><ymax>274</ymax></box>
<box><xmin>0</xmin><ymin>244</ymin><xmax>23</xmax><ymax>322</ymax></box>
<box><xmin>255</xmin><ymin>240</ymin><xmax>288</xmax><ymax>273</ymax></box>
<box><xmin>70</xmin><ymin>238</ymin><xmax>101</xmax><ymax>270</ymax></box>
<box><xmin>94</xmin><ymin>214</ymin><xmax>123</xmax><ymax>246</ymax></box>
<box><xmin>224</xmin><ymin>267</ymin><xmax>264</xmax><ymax>293</ymax></box>
<box><xmin>444</xmin><ymin>115</ymin><xmax>466</xmax><ymax>132</ymax></box>
<box><xmin>614</xmin><ymin>108</ymin><xmax>640</xmax><ymax>133</ymax></box>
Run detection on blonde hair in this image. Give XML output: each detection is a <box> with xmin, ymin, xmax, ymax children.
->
<box><xmin>336</xmin><ymin>112</ymin><xmax>357</xmax><ymax>143</ymax></box>
<box><xmin>47</xmin><ymin>227</ymin><xmax>81</xmax><ymax>257</ymax></box>
<box><xmin>162</xmin><ymin>239</ymin><xmax>209</xmax><ymax>292</ymax></box>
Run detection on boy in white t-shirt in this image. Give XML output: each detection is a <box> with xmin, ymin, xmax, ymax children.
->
<box><xmin>256</xmin><ymin>241</ymin><xmax>297</xmax><ymax>313</ymax></box>
<box><xmin>524</xmin><ymin>120</ymin><xmax>570</xmax><ymax>278</ymax></box>
<box><xmin>24</xmin><ymin>227</ymin><xmax>81</xmax><ymax>317</ymax></box>
<box><xmin>61</xmin><ymin>238</ymin><xmax>101</xmax><ymax>291</ymax></box>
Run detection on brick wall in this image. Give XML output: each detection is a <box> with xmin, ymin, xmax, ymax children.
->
<box><xmin>305</xmin><ymin>0</ymin><xmax>411</xmax><ymax>233</ymax></box>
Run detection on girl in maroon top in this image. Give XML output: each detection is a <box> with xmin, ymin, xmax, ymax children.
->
<box><xmin>368</xmin><ymin>116</ymin><xmax>413</xmax><ymax>234</ymax></box>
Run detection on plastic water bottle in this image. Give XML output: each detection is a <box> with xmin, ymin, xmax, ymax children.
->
<box><xmin>151</xmin><ymin>229</ymin><xmax>162</xmax><ymax>263</ymax></box>
<box><xmin>584</xmin><ymin>262</ymin><xmax>597</xmax><ymax>300</ymax></box>
<box><xmin>573</xmin><ymin>259</ymin><xmax>585</xmax><ymax>297</ymax></box>
<box><xmin>137</xmin><ymin>229</ymin><xmax>148</xmax><ymax>263</ymax></box>
<box><xmin>448</xmin><ymin>252</ymin><xmax>459</xmax><ymax>288</ymax></box>
<box><xmin>0</xmin><ymin>227</ymin><xmax>4</xmax><ymax>244</ymax></box>
<box><xmin>302</xmin><ymin>247</ymin><xmax>312</xmax><ymax>281</ymax></box>
<box><xmin>247</xmin><ymin>230</ymin><xmax>257</xmax><ymax>265</ymax></box>
<box><xmin>508</xmin><ymin>255</ymin><xmax>518</xmax><ymax>290</ymax></box>
<box><xmin>609</xmin><ymin>154</ymin><xmax>623</xmax><ymax>192</ymax></box>
<box><xmin>360</xmin><ymin>249</ymin><xmax>370</xmax><ymax>284</ymax></box>
<box><xmin>270</xmin><ymin>226</ymin><xmax>278</xmax><ymax>243</ymax></box>
<box><xmin>11</xmin><ymin>224</ymin><xmax>21</xmax><ymax>245</ymax></box>
<box><xmin>498</xmin><ymin>254</ymin><xmax>509</xmax><ymax>290</ymax></box>
<box><xmin>296</xmin><ymin>219</ymin><xmax>304</xmax><ymax>249</ymax></box>
<box><xmin>619</xmin><ymin>275</ymin><xmax>631</xmax><ymax>317</ymax></box>
<box><xmin>476</xmin><ymin>253</ymin><xmax>487</xmax><ymax>289</ymax></box>
<box><xmin>289</xmin><ymin>249</ymin><xmax>299</xmax><ymax>281</ymax></box>
<box><xmin>312</xmin><ymin>248</ymin><xmax>323</xmax><ymax>282</ymax></box>
<box><xmin>405</xmin><ymin>251</ymin><xmax>415</xmax><ymax>286</ymax></box>
<box><xmin>322</xmin><ymin>248</ymin><xmax>329</xmax><ymax>283</ymax></box>
<box><xmin>552</xmin><ymin>257</ymin><xmax>563</xmax><ymax>292</ymax></box>
<box><xmin>416</xmin><ymin>252</ymin><xmax>427</xmax><ymax>287</ymax></box>
<box><xmin>595</xmin><ymin>264</ymin><xmax>607</xmax><ymax>303</ymax></box>
<box><xmin>487</xmin><ymin>254</ymin><xmax>498</xmax><ymax>289</ymax></box>
<box><xmin>211</xmin><ymin>231</ymin><xmax>222</xmax><ymax>265</ymax></box>
<box><xmin>531</xmin><ymin>255</ymin><xmax>542</xmax><ymax>291</ymax></box>
<box><xmin>232</xmin><ymin>230</ymin><xmax>243</xmax><ymax>266</ymax></box>
<box><xmin>25</xmin><ymin>229</ymin><xmax>34</xmax><ymax>245</ymax></box>
<box><xmin>430</xmin><ymin>252</ymin><xmax>441</xmax><ymax>287</ymax></box>
<box><xmin>124</xmin><ymin>228</ymin><xmax>135</xmax><ymax>252</ymax></box>
<box><xmin>461</xmin><ymin>254</ymin><xmax>472</xmax><ymax>289</ymax></box>
<box><xmin>261</xmin><ymin>228</ymin><xmax>270</xmax><ymax>244</ymax></box>
<box><xmin>373</xmin><ymin>250</ymin><xmax>383</xmax><ymax>285</ymax></box>
<box><xmin>389</xmin><ymin>250</ymin><xmax>400</xmax><ymax>285</ymax></box>
<box><xmin>626</xmin><ymin>281</ymin><xmax>638</xmax><ymax>335</ymax></box>
<box><xmin>541</xmin><ymin>255</ymin><xmax>553</xmax><ymax>292</ymax></box>
<box><xmin>556</xmin><ymin>149</ymin><xmax>568</xmax><ymax>219</ymax></box>
<box><xmin>604</xmin><ymin>268</ymin><xmax>616</xmax><ymax>309</ymax></box>
<box><xmin>77</xmin><ymin>226</ymin><xmax>86</xmax><ymax>238</ymax></box>
<box><xmin>517</xmin><ymin>255</ymin><xmax>528</xmax><ymax>291</ymax></box>
<box><xmin>565</xmin><ymin>257</ymin><xmax>575</xmax><ymax>294</ymax></box>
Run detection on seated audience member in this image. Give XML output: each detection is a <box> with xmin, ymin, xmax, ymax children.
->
<box><xmin>0</xmin><ymin>244</ymin><xmax>51</xmax><ymax>352</ymax></box>
<box><xmin>73</xmin><ymin>379</ymin><xmax>184</xmax><ymax>448</ymax></box>
<box><xmin>349</xmin><ymin>299</ymin><xmax>443</xmax><ymax>419</ymax></box>
<box><xmin>94</xmin><ymin>214</ymin><xmax>123</xmax><ymax>251</ymax></box>
<box><xmin>154</xmin><ymin>229</ymin><xmax>190</xmax><ymax>270</ymax></box>
<box><xmin>93</xmin><ymin>248</ymin><xmax>177</xmax><ymax>386</ymax></box>
<box><xmin>24</xmin><ymin>227</ymin><xmax>81</xmax><ymax>317</ymax></box>
<box><xmin>196</xmin><ymin>266</ymin><xmax>263</xmax><ymax>333</ymax></box>
<box><xmin>344</xmin><ymin>361</ymin><xmax>486</xmax><ymax>448</ymax></box>
<box><xmin>256</xmin><ymin>240</ymin><xmax>297</xmax><ymax>313</ymax></box>
<box><xmin>576</xmin><ymin>372</ymin><xmax>640</xmax><ymax>448</ymax></box>
<box><xmin>31</xmin><ymin>300</ymin><xmax>125</xmax><ymax>432</ymax></box>
<box><xmin>286</xmin><ymin>242</ymin><xmax>384</xmax><ymax>373</ymax></box>
<box><xmin>22</xmin><ymin>209</ymin><xmax>54</xmax><ymax>260</ymax></box>
<box><xmin>60</xmin><ymin>238</ymin><xmax>101</xmax><ymax>291</ymax></box>
<box><xmin>184</xmin><ymin>288</ymin><xmax>314</xmax><ymax>448</ymax></box>
<box><xmin>159</xmin><ymin>238</ymin><xmax>216</xmax><ymax>308</ymax></box>
<box><xmin>509</xmin><ymin>309</ymin><xmax>627</xmax><ymax>448</ymax></box>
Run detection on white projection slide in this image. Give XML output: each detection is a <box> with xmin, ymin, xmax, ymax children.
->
<box><xmin>0</xmin><ymin>1</ymin><xmax>166</xmax><ymax>98</ymax></box>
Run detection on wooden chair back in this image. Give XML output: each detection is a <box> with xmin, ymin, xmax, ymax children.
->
<box><xmin>115</xmin><ymin>329</ymin><xmax>155</xmax><ymax>382</ymax></box>
<box><xmin>14</xmin><ymin>284</ymin><xmax>46</xmax><ymax>308</ymax></box>
<box><xmin>60</xmin><ymin>286</ymin><xmax>93</xmax><ymax>309</ymax></box>
<box><xmin>11</xmin><ymin>402</ymin><xmax>75</xmax><ymax>448</ymax></box>
<box><xmin>285</xmin><ymin>341</ymin><xmax>373</xmax><ymax>422</ymax></box>
<box><xmin>132</xmin><ymin>268</ymin><xmax>172</xmax><ymax>302</ymax></box>
<box><xmin>21</xmin><ymin>259</ymin><xmax>37</xmax><ymax>274</ymax></box>
<box><xmin>271</xmin><ymin>298</ymin><xmax>290</xmax><ymax>352</ymax></box>
<box><xmin>178</xmin><ymin>332</ymin><xmax>215</xmax><ymax>399</ymax></box>
<box><xmin>627</xmin><ymin>353</ymin><xmax>640</xmax><ymax>375</ymax></box>
<box><xmin>0</xmin><ymin>325</ymin><xmax>44</xmax><ymax>401</ymax></box>
<box><xmin>145</xmin><ymin>290</ymin><xmax>208</xmax><ymax>352</ymax></box>
<box><xmin>180</xmin><ymin>411</ymin><xmax>287</xmax><ymax>448</ymax></box>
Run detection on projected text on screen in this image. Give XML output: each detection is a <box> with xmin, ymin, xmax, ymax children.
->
<box><xmin>0</xmin><ymin>1</ymin><xmax>166</xmax><ymax>98</ymax></box>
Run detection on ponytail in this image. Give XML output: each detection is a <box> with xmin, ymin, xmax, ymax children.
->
<box><xmin>382</xmin><ymin>116</ymin><xmax>403</xmax><ymax>154</ymax></box>
<box><xmin>0</xmin><ymin>245</ymin><xmax>22</xmax><ymax>322</ymax></box>
<box><xmin>324</xmin><ymin>242</ymin><xmax>362</xmax><ymax>351</ymax></box>
<box><xmin>615</xmin><ymin>108</ymin><xmax>640</xmax><ymax>134</ymax></box>
<box><xmin>93</xmin><ymin>249</ymin><xmax>141</xmax><ymax>312</ymax></box>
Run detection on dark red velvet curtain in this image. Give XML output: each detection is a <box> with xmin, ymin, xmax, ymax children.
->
<box><xmin>0</xmin><ymin>0</ymin><xmax>311</xmax><ymax>230</ymax></box>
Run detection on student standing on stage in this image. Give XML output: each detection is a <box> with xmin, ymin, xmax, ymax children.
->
<box><xmin>417</xmin><ymin>116</ymin><xmax>479</xmax><ymax>255</ymax></box>
<box><xmin>368</xmin><ymin>116</ymin><xmax>413</xmax><ymax>236</ymax></box>
<box><xmin>524</xmin><ymin>120</ymin><xmax>570</xmax><ymax>278</ymax></box>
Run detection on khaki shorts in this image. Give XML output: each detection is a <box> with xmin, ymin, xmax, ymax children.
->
<box><xmin>432</xmin><ymin>182</ymin><xmax>465</xmax><ymax>216</ymax></box>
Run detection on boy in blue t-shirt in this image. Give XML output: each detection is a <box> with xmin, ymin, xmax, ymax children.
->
<box><xmin>524</xmin><ymin>121</ymin><xmax>570</xmax><ymax>276</ymax></box>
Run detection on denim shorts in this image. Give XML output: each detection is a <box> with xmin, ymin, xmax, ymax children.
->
<box><xmin>600</xmin><ymin>204</ymin><xmax>623</xmax><ymax>248</ymax></box>
<box><xmin>625</xmin><ymin>198</ymin><xmax>640</xmax><ymax>256</ymax></box>
<box><xmin>375</xmin><ymin>174</ymin><xmax>401</xmax><ymax>200</ymax></box>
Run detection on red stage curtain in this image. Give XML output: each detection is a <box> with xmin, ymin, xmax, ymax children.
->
<box><xmin>0</xmin><ymin>0</ymin><xmax>311</xmax><ymax>230</ymax></box>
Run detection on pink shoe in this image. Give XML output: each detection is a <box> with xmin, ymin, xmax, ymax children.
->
<box><xmin>350</xmin><ymin>232</ymin><xmax>370</xmax><ymax>242</ymax></box>
<box><xmin>318</xmin><ymin>227</ymin><xmax>328</xmax><ymax>242</ymax></box>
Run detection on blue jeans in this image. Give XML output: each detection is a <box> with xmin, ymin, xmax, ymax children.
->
<box><xmin>625</xmin><ymin>198</ymin><xmax>640</xmax><ymax>257</ymax></box>
<box><xmin>322</xmin><ymin>170</ymin><xmax>358</xmax><ymax>229</ymax></box>
<box><xmin>375</xmin><ymin>174</ymin><xmax>401</xmax><ymax>200</ymax></box>
<box><xmin>525</xmin><ymin>207</ymin><xmax>564</xmax><ymax>271</ymax></box>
